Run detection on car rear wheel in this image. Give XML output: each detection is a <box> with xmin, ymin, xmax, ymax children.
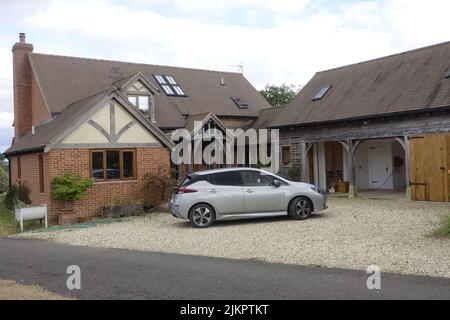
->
<box><xmin>289</xmin><ymin>197</ymin><xmax>313</xmax><ymax>220</ymax></box>
<box><xmin>189</xmin><ymin>204</ymin><xmax>215</xmax><ymax>228</ymax></box>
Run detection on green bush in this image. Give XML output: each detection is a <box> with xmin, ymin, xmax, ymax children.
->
<box><xmin>52</xmin><ymin>174</ymin><xmax>93</xmax><ymax>211</ymax></box>
<box><xmin>4</xmin><ymin>183</ymin><xmax>31</xmax><ymax>211</ymax></box>
<box><xmin>0</xmin><ymin>167</ymin><xmax>8</xmax><ymax>194</ymax></box>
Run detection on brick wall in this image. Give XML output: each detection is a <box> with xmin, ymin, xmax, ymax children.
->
<box><xmin>12</xmin><ymin>40</ymin><xmax>34</xmax><ymax>139</ymax></box>
<box><xmin>9</xmin><ymin>147</ymin><xmax>171</xmax><ymax>224</ymax></box>
<box><xmin>48</xmin><ymin>147</ymin><xmax>171</xmax><ymax>223</ymax></box>
<box><xmin>9</xmin><ymin>153</ymin><xmax>52</xmax><ymax>209</ymax></box>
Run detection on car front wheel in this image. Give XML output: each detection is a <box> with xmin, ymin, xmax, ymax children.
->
<box><xmin>289</xmin><ymin>197</ymin><xmax>313</xmax><ymax>220</ymax></box>
<box><xmin>189</xmin><ymin>204</ymin><xmax>215</xmax><ymax>228</ymax></box>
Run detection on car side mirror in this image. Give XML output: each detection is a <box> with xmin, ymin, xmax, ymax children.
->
<box><xmin>272</xmin><ymin>180</ymin><xmax>282</xmax><ymax>188</ymax></box>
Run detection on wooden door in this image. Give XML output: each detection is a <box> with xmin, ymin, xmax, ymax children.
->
<box><xmin>410</xmin><ymin>134</ymin><xmax>449</xmax><ymax>202</ymax></box>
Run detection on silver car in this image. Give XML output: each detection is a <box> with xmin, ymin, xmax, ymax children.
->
<box><xmin>170</xmin><ymin>168</ymin><xmax>327</xmax><ymax>228</ymax></box>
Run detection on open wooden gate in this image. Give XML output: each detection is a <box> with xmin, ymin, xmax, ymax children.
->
<box><xmin>410</xmin><ymin>134</ymin><xmax>449</xmax><ymax>202</ymax></box>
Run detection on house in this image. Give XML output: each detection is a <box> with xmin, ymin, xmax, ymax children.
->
<box><xmin>254</xmin><ymin>41</ymin><xmax>450</xmax><ymax>202</ymax></box>
<box><xmin>4</xmin><ymin>34</ymin><xmax>271</xmax><ymax>223</ymax></box>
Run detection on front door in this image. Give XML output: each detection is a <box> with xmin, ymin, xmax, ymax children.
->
<box><xmin>240</xmin><ymin>171</ymin><xmax>286</xmax><ymax>213</ymax></box>
<box><xmin>369</xmin><ymin>144</ymin><xmax>393</xmax><ymax>189</ymax></box>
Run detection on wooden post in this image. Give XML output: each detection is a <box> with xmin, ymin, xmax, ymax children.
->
<box><xmin>404</xmin><ymin>135</ymin><xmax>412</xmax><ymax>201</ymax></box>
<box><xmin>347</xmin><ymin>139</ymin><xmax>356</xmax><ymax>198</ymax></box>
<box><xmin>301</xmin><ymin>140</ymin><xmax>308</xmax><ymax>182</ymax></box>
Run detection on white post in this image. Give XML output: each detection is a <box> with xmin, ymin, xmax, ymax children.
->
<box><xmin>20</xmin><ymin>213</ymin><xmax>24</xmax><ymax>234</ymax></box>
<box><xmin>44</xmin><ymin>205</ymin><xmax>48</xmax><ymax>228</ymax></box>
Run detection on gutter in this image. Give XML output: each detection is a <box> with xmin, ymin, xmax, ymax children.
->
<box><xmin>3</xmin><ymin>145</ymin><xmax>46</xmax><ymax>158</ymax></box>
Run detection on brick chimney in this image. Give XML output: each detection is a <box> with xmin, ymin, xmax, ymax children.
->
<box><xmin>12</xmin><ymin>33</ymin><xmax>34</xmax><ymax>139</ymax></box>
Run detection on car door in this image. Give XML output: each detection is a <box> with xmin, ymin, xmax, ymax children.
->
<box><xmin>241</xmin><ymin>171</ymin><xmax>286</xmax><ymax>214</ymax></box>
<box><xmin>207</xmin><ymin>171</ymin><xmax>245</xmax><ymax>215</ymax></box>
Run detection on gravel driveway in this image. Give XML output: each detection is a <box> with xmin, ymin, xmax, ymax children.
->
<box><xmin>19</xmin><ymin>198</ymin><xmax>450</xmax><ymax>278</ymax></box>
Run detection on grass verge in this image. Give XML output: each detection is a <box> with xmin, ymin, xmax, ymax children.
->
<box><xmin>0</xmin><ymin>195</ymin><xmax>16</xmax><ymax>237</ymax></box>
<box><xmin>430</xmin><ymin>214</ymin><xmax>450</xmax><ymax>238</ymax></box>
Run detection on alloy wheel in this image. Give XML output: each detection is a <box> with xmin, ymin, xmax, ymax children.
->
<box><xmin>192</xmin><ymin>207</ymin><xmax>213</xmax><ymax>227</ymax></box>
<box><xmin>295</xmin><ymin>199</ymin><xmax>311</xmax><ymax>218</ymax></box>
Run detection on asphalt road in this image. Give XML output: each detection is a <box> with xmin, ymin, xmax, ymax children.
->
<box><xmin>0</xmin><ymin>238</ymin><xmax>449</xmax><ymax>300</ymax></box>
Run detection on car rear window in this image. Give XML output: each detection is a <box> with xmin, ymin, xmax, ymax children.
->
<box><xmin>210</xmin><ymin>171</ymin><xmax>243</xmax><ymax>186</ymax></box>
<box><xmin>181</xmin><ymin>174</ymin><xmax>208</xmax><ymax>187</ymax></box>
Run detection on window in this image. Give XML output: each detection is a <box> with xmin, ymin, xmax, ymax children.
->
<box><xmin>128</xmin><ymin>95</ymin><xmax>150</xmax><ymax>113</ymax></box>
<box><xmin>17</xmin><ymin>157</ymin><xmax>21</xmax><ymax>180</ymax></box>
<box><xmin>281</xmin><ymin>146</ymin><xmax>291</xmax><ymax>165</ymax></box>
<box><xmin>241</xmin><ymin>171</ymin><xmax>277</xmax><ymax>187</ymax></box>
<box><xmin>210</xmin><ymin>171</ymin><xmax>243</xmax><ymax>186</ymax></box>
<box><xmin>90</xmin><ymin>150</ymin><xmax>136</xmax><ymax>181</ymax></box>
<box><xmin>180</xmin><ymin>174</ymin><xmax>209</xmax><ymax>188</ymax></box>
<box><xmin>153</xmin><ymin>75</ymin><xmax>187</xmax><ymax>97</ymax></box>
<box><xmin>231</xmin><ymin>97</ymin><xmax>249</xmax><ymax>109</ymax></box>
<box><xmin>312</xmin><ymin>85</ymin><xmax>332</xmax><ymax>101</ymax></box>
<box><xmin>39</xmin><ymin>154</ymin><xmax>44</xmax><ymax>193</ymax></box>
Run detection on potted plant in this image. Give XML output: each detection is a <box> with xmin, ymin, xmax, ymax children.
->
<box><xmin>79</xmin><ymin>215</ymin><xmax>93</xmax><ymax>224</ymax></box>
<box><xmin>52</xmin><ymin>173</ymin><xmax>93</xmax><ymax>225</ymax></box>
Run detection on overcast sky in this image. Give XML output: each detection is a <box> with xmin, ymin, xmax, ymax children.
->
<box><xmin>1</xmin><ymin>0</ymin><xmax>450</xmax><ymax>152</ymax></box>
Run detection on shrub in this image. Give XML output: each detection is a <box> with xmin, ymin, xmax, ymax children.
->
<box><xmin>4</xmin><ymin>183</ymin><xmax>31</xmax><ymax>211</ymax></box>
<box><xmin>52</xmin><ymin>174</ymin><xmax>93</xmax><ymax>211</ymax></box>
<box><xmin>0</xmin><ymin>167</ymin><xmax>8</xmax><ymax>194</ymax></box>
<box><xmin>142</xmin><ymin>166</ymin><xmax>177</xmax><ymax>206</ymax></box>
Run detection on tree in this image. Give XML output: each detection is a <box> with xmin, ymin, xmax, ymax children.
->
<box><xmin>0</xmin><ymin>167</ymin><xmax>8</xmax><ymax>194</ymax></box>
<box><xmin>260</xmin><ymin>84</ymin><xmax>301</xmax><ymax>108</ymax></box>
<box><xmin>0</xmin><ymin>153</ymin><xmax>8</xmax><ymax>173</ymax></box>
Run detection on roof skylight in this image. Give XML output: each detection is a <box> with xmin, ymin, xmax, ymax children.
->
<box><xmin>231</xmin><ymin>97</ymin><xmax>249</xmax><ymax>109</ymax></box>
<box><xmin>445</xmin><ymin>68</ymin><xmax>450</xmax><ymax>79</ymax></box>
<box><xmin>312</xmin><ymin>85</ymin><xmax>332</xmax><ymax>101</ymax></box>
<box><xmin>154</xmin><ymin>75</ymin><xmax>187</xmax><ymax>97</ymax></box>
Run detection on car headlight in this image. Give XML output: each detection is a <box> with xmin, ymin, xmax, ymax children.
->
<box><xmin>310</xmin><ymin>186</ymin><xmax>320</xmax><ymax>193</ymax></box>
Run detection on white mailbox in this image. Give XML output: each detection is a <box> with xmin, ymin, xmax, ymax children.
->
<box><xmin>15</xmin><ymin>204</ymin><xmax>48</xmax><ymax>233</ymax></box>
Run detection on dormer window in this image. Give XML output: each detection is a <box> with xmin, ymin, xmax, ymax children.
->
<box><xmin>153</xmin><ymin>75</ymin><xmax>187</xmax><ymax>97</ymax></box>
<box><xmin>128</xmin><ymin>95</ymin><xmax>150</xmax><ymax>113</ymax></box>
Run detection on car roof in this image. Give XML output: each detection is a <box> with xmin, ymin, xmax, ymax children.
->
<box><xmin>193</xmin><ymin>167</ymin><xmax>263</xmax><ymax>176</ymax></box>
